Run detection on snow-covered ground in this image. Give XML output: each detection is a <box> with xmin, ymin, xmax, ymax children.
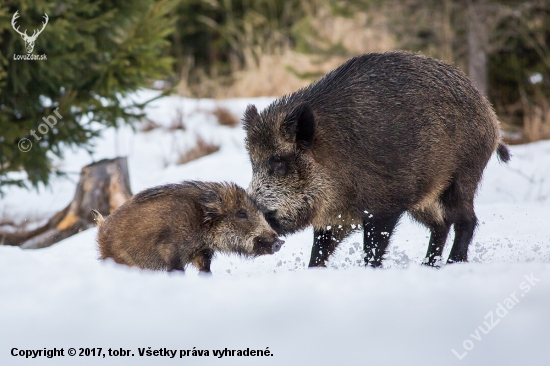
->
<box><xmin>1</xmin><ymin>91</ymin><xmax>549</xmax><ymax>365</ymax></box>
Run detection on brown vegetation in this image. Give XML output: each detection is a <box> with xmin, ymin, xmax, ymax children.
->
<box><xmin>213</xmin><ymin>107</ymin><xmax>239</xmax><ymax>127</ymax></box>
<box><xmin>177</xmin><ymin>136</ymin><xmax>220</xmax><ymax>165</ymax></box>
<box><xmin>177</xmin><ymin>5</ymin><xmax>395</xmax><ymax>98</ymax></box>
<box><xmin>521</xmin><ymin>93</ymin><xmax>550</xmax><ymax>143</ymax></box>
<box><xmin>168</xmin><ymin>107</ymin><xmax>186</xmax><ymax>131</ymax></box>
<box><xmin>139</xmin><ymin>119</ymin><xmax>161</xmax><ymax>133</ymax></box>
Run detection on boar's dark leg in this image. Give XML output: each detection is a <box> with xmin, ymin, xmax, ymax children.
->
<box><xmin>308</xmin><ymin>227</ymin><xmax>349</xmax><ymax>267</ymax></box>
<box><xmin>441</xmin><ymin>177</ymin><xmax>478</xmax><ymax>264</ymax></box>
<box><xmin>447</xmin><ymin>213</ymin><xmax>477</xmax><ymax>263</ymax></box>
<box><xmin>308</xmin><ymin>229</ymin><xmax>336</xmax><ymax>267</ymax></box>
<box><xmin>192</xmin><ymin>249</ymin><xmax>214</xmax><ymax>274</ymax></box>
<box><xmin>423</xmin><ymin>221</ymin><xmax>452</xmax><ymax>267</ymax></box>
<box><xmin>409</xmin><ymin>206</ymin><xmax>452</xmax><ymax>267</ymax></box>
<box><xmin>363</xmin><ymin>212</ymin><xmax>402</xmax><ymax>268</ymax></box>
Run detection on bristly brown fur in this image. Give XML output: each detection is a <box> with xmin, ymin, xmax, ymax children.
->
<box><xmin>96</xmin><ymin>181</ymin><xmax>282</xmax><ymax>273</ymax></box>
<box><xmin>244</xmin><ymin>51</ymin><xmax>510</xmax><ymax>268</ymax></box>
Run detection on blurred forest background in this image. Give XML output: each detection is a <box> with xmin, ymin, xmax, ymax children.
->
<box><xmin>1</xmin><ymin>0</ymin><xmax>550</xmax><ymax>192</ymax></box>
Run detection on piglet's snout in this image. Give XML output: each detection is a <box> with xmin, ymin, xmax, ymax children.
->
<box><xmin>272</xmin><ymin>238</ymin><xmax>284</xmax><ymax>253</ymax></box>
<box><xmin>253</xmin><ymin>235</ymin><xmax>285</xmax><ymax>255</ymax></box>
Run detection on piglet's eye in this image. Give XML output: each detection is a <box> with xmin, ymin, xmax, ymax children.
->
<box><xmin>237</xmin><ymin>210</ymin><xmax>248</xmax><ymax>219</ymax></box>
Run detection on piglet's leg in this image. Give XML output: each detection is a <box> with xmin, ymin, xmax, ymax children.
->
<box><xmin>160</xmin><ymin>243</ymin><xmax>185</xmax><ymax>272</ymax></box>
<box><xmin>192</xmin><ymin>249</ymin><xmax>214</xmax><ymax>274</ymax></box>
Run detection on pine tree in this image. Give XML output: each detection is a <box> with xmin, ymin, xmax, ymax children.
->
<box><xmin>0</xmin><ymin>0</ymin><xmax>175</xmax><ymax>194</ymax></box>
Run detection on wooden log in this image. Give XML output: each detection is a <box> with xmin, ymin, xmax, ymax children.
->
<box><xmin>0</xmin><ymin>157</ymin><xmax>133</xmax><ymax>249</ymax></box>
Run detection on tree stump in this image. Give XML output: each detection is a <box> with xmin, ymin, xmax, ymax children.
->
<box><xmin>0</xmin><ymin>157</ymin><xmax>133</xmax><ymax>249</ymax></box>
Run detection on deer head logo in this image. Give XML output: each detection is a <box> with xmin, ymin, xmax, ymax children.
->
<box><xmin>11</xmin><ymin>11</ymin><xmax>49</xmax><ymax>54</ymax></box>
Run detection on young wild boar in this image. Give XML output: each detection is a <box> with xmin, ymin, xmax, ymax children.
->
<box><xmin>94</xmin><ymin>181</ymin><xmax>284</xmax><ymax>273</ymax></box>
<box><xmin>244</xmin><ymin>51</ymin><xmax>510</xmax><ymax>268</ymax></box>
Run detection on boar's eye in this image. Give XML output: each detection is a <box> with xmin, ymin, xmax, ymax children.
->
<box><xmin>269</xmin><ymin>156</ymin><xmax>287</xmax><ymax>176</ymax></box>
<box><xmin>236</xmin><ymin>210</ymin><xmax>248</xmax><ymax>219</ymax></box>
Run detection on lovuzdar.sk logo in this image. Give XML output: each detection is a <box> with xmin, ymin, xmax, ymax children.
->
<box><xmin>11</xmin><ymin>10</ymin><xmax>48</xmax><ymax>61</ymax></box>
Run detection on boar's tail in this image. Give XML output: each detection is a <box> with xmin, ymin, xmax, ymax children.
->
<box><xmin>496</xmin><ymin>143</ymin><xmax>511</xmax><ymax>163</ymax></box>
<box><xmin>91</xmin><ymin>209</ymin><xmax>105</xmax><ymax>227</ymax></box>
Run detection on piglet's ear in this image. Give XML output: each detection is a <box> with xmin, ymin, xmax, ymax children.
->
<box><xmin>282</xmin><ymin>103</ymin><xmax>315</xmax><ymax>150</ymax></box>
<box><xmin>199</xmin><ymin>190</ymin><xmax>223</xmax><ymax>224</ymax></box>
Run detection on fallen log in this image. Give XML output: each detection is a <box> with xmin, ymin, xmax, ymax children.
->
<box><xmin>0</xmin><ymin>157</ymin><xmax>133</xmax><ymax>249</ymax></box>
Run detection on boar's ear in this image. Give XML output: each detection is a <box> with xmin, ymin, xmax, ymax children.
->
<box><xmin>283</xmin><ymin>103</ymin><xmax>315</xmax><ymax>150</ymax></box>
<box><xmin>242</xmin><ymin>104</ymin><xmax>259</xmax><ymax>132</ymax></box>
<box><xmin>199</xmin><ymin>190</ymin><xmax>223</xmax><ymax>224</ymax></box>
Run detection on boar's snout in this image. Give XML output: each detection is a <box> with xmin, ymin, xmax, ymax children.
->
<box><xmin>253</xmin><ymin>235</ymin><xmax>285</xmax><ymax>255</ymax></box>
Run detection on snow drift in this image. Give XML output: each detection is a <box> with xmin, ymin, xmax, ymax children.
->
<box><xmin>1</xmin><ymin>91</ymin><xmax>549</xmax><ymax>365</ymax></box>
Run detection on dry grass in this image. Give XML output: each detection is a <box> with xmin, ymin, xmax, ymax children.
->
<box><xmin>303</xmin><ymin>8</ymin><xmax>395</xmax><ymax>60</ymax></box>
<box><xmin>168</xmin><ymin>108</ymin><xmax>186</xmax><ymax>131</ymax></box>
<box><xmin>213</xmin><ymin>107</ymin><xmax>239</xmax><ymax>127</ymax></box>
<box><xmin>501</xmin><ymin>91</ymin><xmax>550</xmax><ymax>144</ymax></box>
<box><xmin>522</xmin><ymin>102</ymin><xmax>550</xmax><ymax>143</ymax></box>
<box><xmin>177</xmin><ymin>5</ymin><xmax>395</xmax><ymax>98</ymax></box>
<box><xmin>176</xmin><ymin>136</ymin><xmax>220</xmax><ymax>165</ymax></box>
<box><xmin>216</xmin><ymin>51</ymin><xmax>316</xmax><ymax>98</ymax></box>
<box><xmin>139</xmin><ymin>119</ymin><xmax>160</xmax><ymax>133</ymax></box>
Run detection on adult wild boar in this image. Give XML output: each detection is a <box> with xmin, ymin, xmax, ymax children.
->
<box><xmin>244</xmin><ymin>51</ymin><xmax>510</xmax><ymax>268</ymax></box>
